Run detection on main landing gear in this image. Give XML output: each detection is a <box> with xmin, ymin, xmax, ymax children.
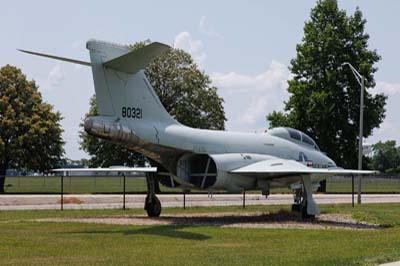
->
<box><xmin>291</xmin><ymin>175</ymin><xmax>320</xmax><ymax>219</ymax></box>
<box><xmin>144</xmin><ymin>172</ymin><xmax>161</xmax><ymax>217</ymax></box>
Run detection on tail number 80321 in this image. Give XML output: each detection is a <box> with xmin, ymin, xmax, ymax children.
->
<box><xmin>121</xmin><ymin>107</ymin><xmax>142</xmax><ymax>119</ymax></box>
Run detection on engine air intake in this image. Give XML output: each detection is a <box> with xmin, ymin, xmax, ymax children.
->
<box><xmin>177</xmin><ymin>154</ymin><xmax>217</xmax><ymax>189</ymax></box>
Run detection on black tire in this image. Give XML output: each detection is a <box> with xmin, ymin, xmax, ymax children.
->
<box><xmin>291</xmin><ymin>204</ymin><xmax>301</xmax><ymax>212</ymax></box>
<box><xmin>145</xmin><ymin>196</ymin><xmax>161</xmax><ymax>217</ymax></box>
<box><xmin>301</xmin><ymin>204</ymin><xmax>315</xmax><ymax>220</ymax></box>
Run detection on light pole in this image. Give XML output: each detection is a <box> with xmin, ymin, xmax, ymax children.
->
<box><xmin>342</xmin><ymin>62</ymin><xmax>364</xmax><ymax>204</ymax></box>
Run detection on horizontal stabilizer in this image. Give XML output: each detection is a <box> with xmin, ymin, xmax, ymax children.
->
<box><xmin>51</xmin><ymin>167</ymin><xmax>157</xmax><ymax>173</ymax></box>
<box><xmin>18</xmin><ymin>49</ymin><xmax>91</xmax><ymax>66</ymax></box>
<box><xmin>103</xmin><ymin>42</ymin><xmax>171</xmax><ymax>74</ymax></box>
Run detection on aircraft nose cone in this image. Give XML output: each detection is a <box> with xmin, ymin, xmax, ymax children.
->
<box><xmin>327</xmin><ymin>157</ymin><xmax>337</xmax><ymax>167</ymax></box>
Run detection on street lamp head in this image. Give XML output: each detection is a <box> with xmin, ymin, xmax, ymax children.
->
<box><xmin>341</xmin><ymin>62</ymin><xmax>363</xmax><ymax>82</ymax></box>
<box><xmin>339</xmin><ymin>62</ymin><xmax>349</xmax><ymax>71</ymax></box>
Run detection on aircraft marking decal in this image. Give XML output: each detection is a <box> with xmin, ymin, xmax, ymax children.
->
<box><xmin>121</xmin><ymin>106</ymin><xmax>142</xmax><ymax>119</ymax></box>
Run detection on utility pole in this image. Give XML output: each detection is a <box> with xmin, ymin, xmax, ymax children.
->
<box><xmin>342</xmin><ymin>62</ymin><xmax>365</xmax><ymax>204</ymax></box>
<box><xmin>357</xmin><ymin>76</ymin><xmax>365</xmax><ymax>204</ymax></box>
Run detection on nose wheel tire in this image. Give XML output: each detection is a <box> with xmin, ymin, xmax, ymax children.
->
<box><xmin>291</xmin><ymin>204</ymin><xmax>301</xmax><ymax>212</ymax></box>
<box><xmin>301</xmin><ymin>203</ymin><xmax>315</xmax><ymax>220</ymax></box>
<box><xmin>145</xmin><ymin>195</ymin><xmax>161</xmax><ymax>217</ymax></box>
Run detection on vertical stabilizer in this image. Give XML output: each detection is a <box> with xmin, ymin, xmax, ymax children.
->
<box><xmin>86</xmin><ymin>40</ymin><xmax>177</xmax><ymax>126</ymax></box>
<box><xmin>86</xmin><ymin>40</ymin><xmax>129</xmax><ymax>115</ymax></box>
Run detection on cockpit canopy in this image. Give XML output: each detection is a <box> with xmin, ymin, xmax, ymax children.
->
<box><xmin>268</xmin><ymin>127</ymin><xmax>320</xmax><ymax>151</ymax></box>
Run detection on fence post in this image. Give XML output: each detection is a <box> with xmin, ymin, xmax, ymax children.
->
<box><xmin>243</xmin><ymin>190</ymin><xmax>246</xmax><ymax>209</ymax></box>
<box><xmin>352</xmin><ymin>175</ymin><xmax>354</xmax><ymax>207</ymax></box>
<box><xmin>122</xmin><ymin>173</ymin><xmax>126</xmax><ymax>210</ymax></box>
<box><xmin>60</xmin><ymin>173</ymin><xmax>64</xmax><ymax>211</ymax></box>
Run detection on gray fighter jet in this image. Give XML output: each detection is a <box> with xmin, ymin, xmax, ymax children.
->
<box><xmin>20</xmin><ymin>40</ymin><xmax>374</xmax><ymax>218</ymax></box>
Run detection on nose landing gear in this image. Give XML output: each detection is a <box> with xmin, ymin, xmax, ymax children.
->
<box><xmin>292</xmin><ymin>175</ymin><xmax>320</xmax><ymax>219</ymax></box>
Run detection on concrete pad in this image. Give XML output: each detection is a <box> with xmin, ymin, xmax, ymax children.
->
<box><xmin>379</xmin><ymin>261</ymin><xmax>400</xmax><ymax>266</ymax></box>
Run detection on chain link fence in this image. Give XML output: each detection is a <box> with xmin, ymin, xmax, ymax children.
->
<box><xmin>3</xmin><ymin>174</ymin><xmax>400</xmax><ymax>194</ymax></box>
<box><xmin>328</xmin><ymin>174</ymin><xmax>400</xmax><ymax>193</ymax></box>
<box><xmin>4</xmin><ymin>175</ymin><xmax>151</xmax><ymax>194</ymax></box>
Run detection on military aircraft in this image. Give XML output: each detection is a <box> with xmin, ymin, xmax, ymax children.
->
<box><xmin>20</xmin><ymin>40</ymin><xmax>374</xmax><ymax>218</ymax></box>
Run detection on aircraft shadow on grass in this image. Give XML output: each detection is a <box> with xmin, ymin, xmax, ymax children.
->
<box><xmin>73</xmin><ymin>225</ymin><xmax>210</xmax><ymax>241</ymax></box>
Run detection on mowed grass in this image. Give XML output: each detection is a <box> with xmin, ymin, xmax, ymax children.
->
<box><xmin>1</xmin><ymin>204</ymin><xmax>400</xmax><ymax>266</ymax></box>
<box><xmin>4</xmin><ymin>176</ymin><xmax>151</xmax><ymax>194</ymax></box>
<box><xmin>4</xmin><ymin>176</ymin><xmax>400</xmax><ymax>194</ymax></box>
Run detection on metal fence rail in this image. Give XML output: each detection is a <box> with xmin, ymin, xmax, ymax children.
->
<box><xmin>4</xmin><ymin>175</ymin><xmax>150</xmax><ymax>194</ymax></box>
<box><xmin>328</xmin><ymin>175</ymin><xmax>400</xmax><ymax>193</ymax></box>
<box><xmin>3</xmin><ymin>174</ymin><xmax>400</xmax><ymax>194</ymax></box>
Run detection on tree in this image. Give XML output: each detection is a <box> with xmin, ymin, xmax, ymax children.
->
<box><xmin>80</xmin><ymin>41</ymin><xmax>226</xmax><ymax>166</ymax></box>
<box><xmin>267</xmin><ymin>0</ymin><xmax>387</xmax><ymax>171</ymax></box>
<box><xmin>370</xmin><ymin>141</ymin><xmax>400</xmax><ymax>173</ymax></box>
<box><xmin>63</xmin><ymin>157</ymin><xmax>90</xmax><ymax>168</ymax></box>
<box><xmin>134</xmin><ymin>40</ymin><xmax>226</xmax><ymax>130</ymax></box>
<box><xmin>0</xmin><ymin>65</ymin><xmax>64</xmax><ymax>192</ymax></box>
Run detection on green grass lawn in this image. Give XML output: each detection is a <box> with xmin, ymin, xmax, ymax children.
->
<box><xmin>4</xmin><ymin>176</ymin><xmax>400</xmax><ymax>194</ymax></box>
<box><xmin>4</xmin><ymin>176</ymin><xmax>150</xmax><ymax>194</ymax></box>
<box><xmin>327</xmin><ymin>178</ymin><xmax>400</xmax><ymax>193</ymax></box>
<box><xmin>1</xmin><ymin>203</ymin><xmax>400</xmax><ymax>266</ymax></box>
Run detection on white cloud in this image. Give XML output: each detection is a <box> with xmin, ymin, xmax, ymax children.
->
<box><xmin>237</xmin><ymin>96</ymin><xmax>268</xmax><ymax>125</ymax></box>
<box><xmin>174</xmin><ymin>31</ymin><xmax>206</xmax><ymax>66</ymax></box>
<box><xmin>366</xmin><ymin>84</ymin><xmax>400</xmax><ymax>145</ymax></box>
<box><xmin>211</xmin><ymin>61</ymin><xmax>290</xmax><ymax>131</ymax></box>
<box><xmin>48</xmin><ymin>65</ymin><xmax>65</xmax><ymax>86</ymax></box>
<box><xmin>41</xmin><ymin>65</ymin><xmax>66</xmax><ymax>92</ymax></box>
<box><xmin>363</xmin><ymin>80</ymin><xmax>400</xmax><ymax>145</ymax></box>
<box><xmin>199</xmin><ymin>16</ymin><xmax>221</xmax><ymax>38</ymax></box>
<box><xmin>375</xmin><ymin>81</ymin><xmax>400</xmax><ymax>95</ymax></box>
<box><xmin>71</xmin><ymin>40</ymin><xmax>83</xmax><ymax>49</ymax></box>
<box><xmin>367</xmin><ymin>120</ymin><xmax>400</xmax><ymax>145</ymax></box>
<box><xmin>212</xmin><ymin>61</ymin><xmax>287</xmax><ymax>92</ymax></box>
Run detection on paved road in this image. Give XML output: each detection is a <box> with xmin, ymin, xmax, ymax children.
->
<box><xmin>380</xmin><ymin>261</ymin><xmax>400</xmax><ymax>266</ymax></box>
<box><xmin>1</xmin><ymin>193</ymin><xmax>400</xmax><ymax>210</ymax></box>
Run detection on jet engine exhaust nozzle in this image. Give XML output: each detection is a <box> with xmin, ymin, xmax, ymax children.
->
<box><xmin>84</xmin><ymin>116</ymin><xmax>140</xmax><ymax>144</ymax></box>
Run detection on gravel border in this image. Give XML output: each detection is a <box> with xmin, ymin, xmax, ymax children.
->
<box><xmin>35</xmin><ymin>211</ymin><xmax>382</xmax><ymax>230</ymax></box>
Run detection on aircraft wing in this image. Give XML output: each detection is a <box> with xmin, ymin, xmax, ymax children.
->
<box><xmin>51</xmin><ymin>167</ymin><xmax>157</xmax><ymax>173</ymax></box>
<box><xmin>230</xmin><ymin>158</ymin><xmax>376</xmax><ymax>177</ymax></box>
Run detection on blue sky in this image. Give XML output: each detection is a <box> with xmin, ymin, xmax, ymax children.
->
<box><xmin>2</xmin><ymin>0</ymin><xmax>400</xmax><ymax>159</ymax></box>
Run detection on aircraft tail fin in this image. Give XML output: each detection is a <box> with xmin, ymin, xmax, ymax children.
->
<box><xmin>86</xmin><ymin>40</ymin><xmax>176</xmax><ymax>125</ymax></box>
<box><xmin>19</xmin><ymin>40</ymin><xmax>177</xmax><ymax>125</ymax></box>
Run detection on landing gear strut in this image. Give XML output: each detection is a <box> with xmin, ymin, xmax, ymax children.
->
<box><xmin>145</xmin><ymin>173</ymin><xmax>161</xmax><ymax>217</ymax></box>
<box><xmin>291</xmin><ymin>188</ymin><xmax>303</xmax><ymax>213</ymax></box>
<box><xmin>300</xmin><ymin>201</ymin><xmax>314</xmax><ymax>220</ymax></box>
<box><xmin>292</xmin><ymin>176</ymin><xmax>320</xmax><ymax>219</ymax></box>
